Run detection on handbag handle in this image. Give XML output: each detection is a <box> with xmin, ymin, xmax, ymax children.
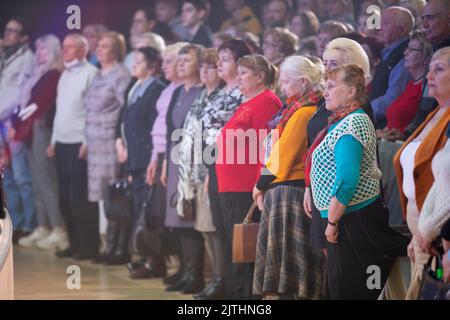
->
<box><xmin>425</xmin><ymin>254</ymin><xmax>444</xmax><ymax>280</ymax></box>
<box><xmin>243</xmin><ymin>202</ymin><xmax>258</xmax><ymax>224</ymax></box>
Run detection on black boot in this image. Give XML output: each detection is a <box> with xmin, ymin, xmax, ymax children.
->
<box><xmin>181</xmin><ymin>231</ymin><xmax>205</xmax><ymax>295</ymax></box>
<box><xmin>94</xmin><ymin>221</ymin><xmax>118</xmax><ymax>264</ymax></box>
<box><xmin>165</xmin><ymin>267</ymin><xmax>190</xmax><ymax>292</ymax></box>
<box><xmin>182</xmin><ymin>275</ymin><xmax>205</xmax><ymax>294</ymax></box>
<box><xmin>163</xmin><ymin>268</ymin><xmax>184</xmax><ymax>285</ymax></box>
<box><xmin>104</xmin><ymin>222</ymin><xmax>131</xmax><ymax>265</ymax></box>
<box><xmin>195</xmin><ymin>277</ymin><xmax>225</xmax><ymax>300</ymax></box>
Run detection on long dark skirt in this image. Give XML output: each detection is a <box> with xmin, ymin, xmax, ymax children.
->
<box><xmin>326</xmin><ymin>199</ymin><xmax>409</xmax><ymax>300</ymax></box>
<box><xmin>253</xmin><ymin>186</ymin><xmax>325</xmax><ymax>299</ymax></box>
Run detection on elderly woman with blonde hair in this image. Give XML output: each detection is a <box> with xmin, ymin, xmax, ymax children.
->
<box><xmin>252</xmin><ymin>55</ymin><xmax>325</xmax><ymax>299</ymax></box>
<box><xmin>394</xmin><ymin>47</ymin><xmax>450</xmax><ymax>299</ymax></box>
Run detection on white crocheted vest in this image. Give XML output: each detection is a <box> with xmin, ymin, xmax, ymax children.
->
<box><xmin>311</xmin><ymin>113</ymin><xmax>381</xmax><ymax>211</ymax></box>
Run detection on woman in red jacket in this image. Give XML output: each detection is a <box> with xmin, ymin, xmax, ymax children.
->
<box><xmin>215</xmin><ymin>54</ymin><xmax>282</xmax><ymax>299</ymax></box>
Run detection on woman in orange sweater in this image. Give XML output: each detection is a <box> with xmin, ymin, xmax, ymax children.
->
<box><xmin>252</xmin><ymin>56</ymin><xmax>325</xmax><ymax>299</ymax></box>
<box><xmin>393</xmin><ymin>47</ymin><xmax>450</xmax><ymax>299</ymax></box>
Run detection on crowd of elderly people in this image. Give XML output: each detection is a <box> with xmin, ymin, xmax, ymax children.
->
<box><xmin>1</xmin><ymin>0</ymin><xmax>450</xmax><ymax>300</ymax></box>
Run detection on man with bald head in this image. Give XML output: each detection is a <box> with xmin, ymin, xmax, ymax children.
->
<box><xmin>369</xmin><ymin>6</ymin><xmax>415</xmax><ymax>128</ymax></box>
<box><xmin>47</xmin><ymin>33</ymin><xmax>99</xmax><ymax>259</ymax></box>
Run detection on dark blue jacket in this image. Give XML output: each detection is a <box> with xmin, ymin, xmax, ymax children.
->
<box><xmin>116</xmin><ymin>77</ymin><xmax>166</xmax><ymax>173</ymax></box>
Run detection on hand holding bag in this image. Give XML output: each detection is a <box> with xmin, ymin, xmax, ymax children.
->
<box><xmin>232</xmin><ymin>202</ymin><xmax>260</xmax><ymax>263</ymax></box>
<box><xmin>419</xmin><ymin>254</ymin><xmax>450</xmax><ymax>300</ymax></box>
<box><xmin>103</xmin><ymin>178</ymin><xmax>132</xmax><ymax>222</ymax></box>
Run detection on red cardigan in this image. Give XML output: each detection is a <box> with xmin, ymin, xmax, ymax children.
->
<box><xmin>386</xmin><ymin>80</ymin><xmax>422</xmax><ymax>132</ymax></box>
<box><xmin>215</xmin><ymin>89</ymin><xmax>282</xmax><ymax>193</ymax></box>
<box><xmin>13</xmin><ymin>70</ymin><xmax>61</xmax><ymax>144</ymax></box>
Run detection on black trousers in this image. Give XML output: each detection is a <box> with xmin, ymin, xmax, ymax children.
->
<box><xmin>218</xmin><ymin>192</ymin><xmax>256</xmax><ymax>300</ymax></box>
<box><xmin>326</xmin><ymin>199</ymin><xmax>409</xmax><ymax>300</ymax></box>
<box><xmin>208</xmin><ymin>165</ymin><xmax>225</xmax><ymax>237</ymax></box>
<box><xmin>130</xmin><ymin>170</ymin><xmax>149</xmax><ymax>222</ymax></box>
<box><xmin>176</xmin><ymin>227</ymin><xmax>204</xmax><ymax>279</ymax></box>
<box><xmin>55</xmin><ymin>143</ymin><xmax>99</xmax><ymax>254</ymax></box>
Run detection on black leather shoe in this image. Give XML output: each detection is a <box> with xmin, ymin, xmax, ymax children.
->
<box><xmin>73</xmin><ymin>252</ymin><xmax>98</xmax><ymax>261</ymax></box>
<box><xmin>103</xmin><ymin>254</ymin><xmax>130</xmax><ymax>266</ymax></box>
<box><xmin>182</xmin><ymin>277</ymin><xmax>204</xmax><ymax>295</ymax></box>
<box><xmin>196</xmin><ymin>278</ymin><xmax>225</xmax><ymax>300</ymax></box>
<box><xmin>92</xmin><ymin>253</ymin><xmax>112</xmax><ymax>264</ymax></box>
<box><xmin>166</xmin><ymin>272</ymin><xmax>189</xmax><ymax>292</ymax></box>
<box><xmin>129</xmin><ymin>264</ymin><xmax>153</xmax><ymax>279</ymax></box>
<box><xmin>193</xmin><ymin>281</ymin><xmax>213</xmax><ymax>300</ymax></box>
<box><xmin>55</xmin><ymin>247</ymin><xmax>77</xmax><ymax>258</ymax></box>
<box><xmin>127</xmin><ymin>259</ymin><xmax>146</xmax><ymax>271</ymax></box>
<box><xmin>163</xmin><ymin>269</ymin><xmax>183</xmax><ymax>285</ymax></box>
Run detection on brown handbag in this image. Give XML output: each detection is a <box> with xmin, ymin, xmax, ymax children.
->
<box><xmin>232</xmin><ymin>202</ymin><xmax>259</xmax><ymax>263</ymax></box>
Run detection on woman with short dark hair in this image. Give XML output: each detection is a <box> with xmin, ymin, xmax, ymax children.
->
<box><xmin>109</xmin><ymin>47</ymin><xmax>167</xmax><ymax>266</ymax></box>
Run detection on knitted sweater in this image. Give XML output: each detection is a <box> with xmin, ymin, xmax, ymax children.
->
<box><xmin>418</xmin><ymin>138</ymin><xmax>450</xmax><ymax>241</ymax></box>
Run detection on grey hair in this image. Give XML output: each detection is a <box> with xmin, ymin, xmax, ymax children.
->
<box><xmin>279</xmin><ymin>55</ymin><xmax>325</xmax><ymax>92</ymax></box>
<box><xmin>35</xmin><ymin>34</ymin><xmax>63</xmax><ymax>72</ymax></box>
<box><xmin>65</xmin><ymin>33</ymin><xmax>89</xmax><ymax>57</ymax></box>
<box><xmin>431</xmin><ymin>46</ymin><xmax>450</xmax><ymax>65</ymax></box>
<box><xmin>136</xmin><ymin>32</ymin><xmax>166</xmax><ymax>53</ymax></box>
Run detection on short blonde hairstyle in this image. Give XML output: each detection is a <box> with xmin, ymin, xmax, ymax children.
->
<box><xmin>35</xmin><ymin>34</ymin><xmax>63</xmax><ymax>72</ymax></box>
<box><xmin>163</xmin><ymin>42</ymin><xmax>190</xmax><ymax>57</ymax></box>
<box><xmin>431</xmin><ymin>46</ymin><xmax>450</xmax><ymax>65</ymax></box>
<box><xmin>136</xmin><ymin>32</ymin><xmax>166</xmax><ymax>53</ymax></box>
<box><xmin>323</xmin><ymin>37</ymin><xmax>371</xmax><ymax>83</ymax></box>
<box><xmin>101</xmin><ymin>32</ymin><xmax>127</xmax><ymax>62</ymax></box>
<box><xmin>279</xmin><ymin>55</ymin><xmax>324</xmax><ymax>92</ymax></box>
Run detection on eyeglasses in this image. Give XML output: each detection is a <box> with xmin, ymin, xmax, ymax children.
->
<box><xmin>4</xmin><ymin>28</ymin><xmax>22</xmax><ymax>35</ymax></box>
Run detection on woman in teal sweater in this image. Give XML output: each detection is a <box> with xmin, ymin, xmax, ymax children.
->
<box><xmin>306</xmin><ymin>64</ymin><xmax>408</xmax><ymax>299</ymax></box>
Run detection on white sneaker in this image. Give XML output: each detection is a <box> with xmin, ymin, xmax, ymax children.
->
<box><xmin>35</xmin><ymin>228</ymin><xmax>70</xmax><ymax>251</ymax></box>
<box><xmin>18</xmin><ymin>227</ymin><xmax>51</xmax><ymax>247</ymax></box>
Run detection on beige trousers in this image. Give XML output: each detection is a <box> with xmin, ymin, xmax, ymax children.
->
<box><xmin>405</xmin><ymin>200</ymin><xmax>430</xmax><ymax>300</ymax></box>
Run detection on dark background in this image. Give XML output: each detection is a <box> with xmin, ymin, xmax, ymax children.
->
<box><xmin>0</xmin><ymin>0</ymin><xmax>266</xmax><ymax>44</ymax></box>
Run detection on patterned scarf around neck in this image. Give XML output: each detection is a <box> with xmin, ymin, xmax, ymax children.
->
<box><xmin>269</xmin><ymin>91</ymin><xmax>322</xmax><ymax>134</ymax></box>
<box><xmin>304</xmin><ymin>102</ymin><xmax>361</xmax><ymax>186</ymax></box>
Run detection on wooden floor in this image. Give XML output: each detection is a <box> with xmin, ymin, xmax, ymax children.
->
<box><xmin>13</xmin><ymin>245</ymin><xmax>190</xmax><ymax>300</ymax></box>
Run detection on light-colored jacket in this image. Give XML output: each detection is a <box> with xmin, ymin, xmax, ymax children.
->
<box><xmin>0</xmin><ymin>43</ymin><xmax>34</xmax><ymax>122</ymax></box>
<box><xmin>418</xmin><ymin>139</ymin><xmax>450</xmax><ymax>241</ymax></box>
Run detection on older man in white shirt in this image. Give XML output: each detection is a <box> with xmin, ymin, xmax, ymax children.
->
<box><xmin>46</xmin><ymin>33</ymin><xmax>99</xmax><ymax>259</ymax></box>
